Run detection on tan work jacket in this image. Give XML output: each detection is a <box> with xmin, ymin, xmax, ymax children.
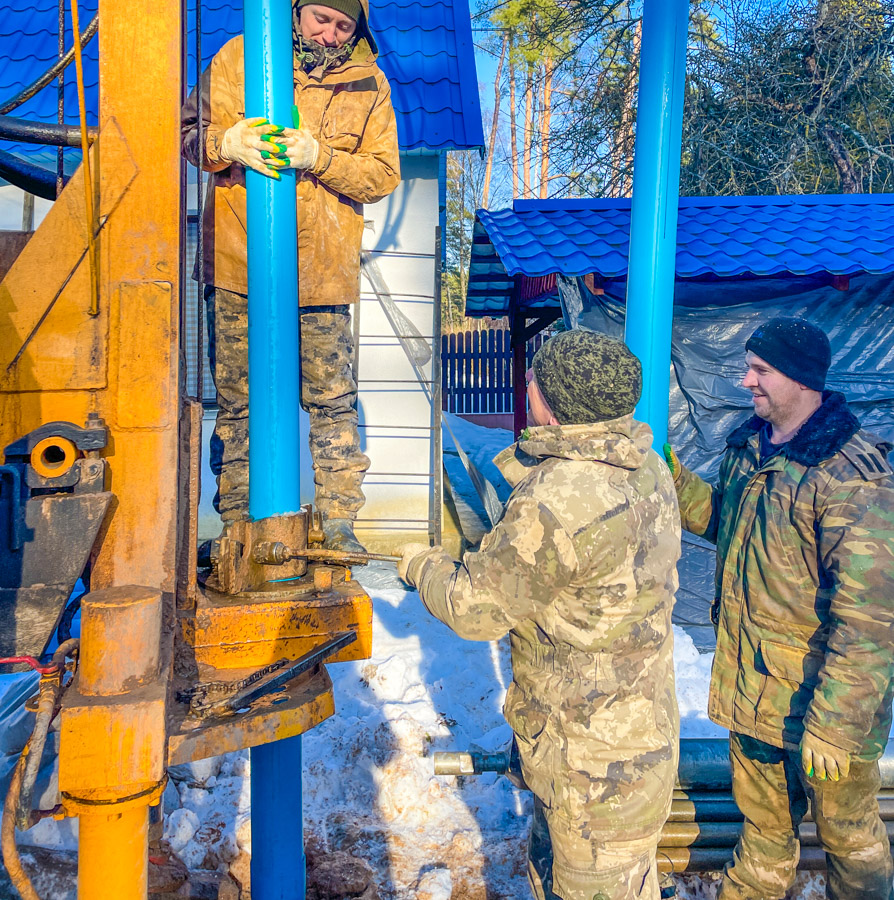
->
<box><xmin>181</xmin><ymin>29</ymin><xmax>400</xmax><ymax>305</ymax></box>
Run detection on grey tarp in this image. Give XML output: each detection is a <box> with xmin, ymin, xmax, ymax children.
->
<box><xmin>558</xmin><ymin>271</ymin><xmax>894</xmax><ymax>649</ymax></box>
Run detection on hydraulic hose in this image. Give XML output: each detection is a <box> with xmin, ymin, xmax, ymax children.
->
<box><xmin>16</xmin><ymin>640</ymin><xmax>79</xmax><ymax>830</ymax></box>
<box><xmin>0</xmin><ymin>640</ymin><xmax>79</xmax><ymax>900</ymax></box>
<box><xmin>2</xmin><ymin>750</ymin><xmax>40</xmax><ymax>900</ymax></box>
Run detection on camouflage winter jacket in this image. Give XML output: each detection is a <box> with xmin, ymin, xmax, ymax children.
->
<box><xmin>675</xmin><ymin>392</ymin><xmax>894</xmax><ymax>761</ymax></box>
<box><xmin>408</xmin><ymin>417</ymin><xmax>681</xmax><ymax>839</ymax></box>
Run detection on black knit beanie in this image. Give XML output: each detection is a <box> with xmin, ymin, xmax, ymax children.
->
<box><xmin>531</xmin><ymin>330</ymin><xmax>642</xmax><ymax>425</ymax></box>
<box><xmin>745</xmin><ymin>317</ymin><xmax>831</xmax><ymax>391</ymax></box>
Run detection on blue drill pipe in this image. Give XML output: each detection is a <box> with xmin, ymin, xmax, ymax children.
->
<box><xmin>624</xmin><ymin>0</ymin><xmax>689</xmax><ymax>446</ymax></box>
<box><xmin>244</xmin><ymin>1</ymin><xmax>304</xmax><ymax>897</ymax></box>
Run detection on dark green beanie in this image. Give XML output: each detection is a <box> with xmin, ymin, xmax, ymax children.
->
<box><xmin>531</xmin><ymin>330</ymin><xmax>642</xmax><ymax>425</ymax></box>
<box><xmin>296</xmin><ymin>0</ymin><xmax>363</xmax><ymax>25</ymax></box>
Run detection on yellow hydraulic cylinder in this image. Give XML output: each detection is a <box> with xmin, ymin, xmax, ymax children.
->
<box><xmin>59</xmin><ymin>585</ymin><xmax>168</xmax><ymax>900</ymax></box>
<box><xmin>77</xmin><ymin>804</ymin><xmax>149</xmax><ymax>900</ymax></box>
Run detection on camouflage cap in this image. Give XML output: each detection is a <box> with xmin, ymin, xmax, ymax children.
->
<box><xmin>532</xmin><ymin>330</ymin><xmax>642</xmax><ymax>425</ymax></box>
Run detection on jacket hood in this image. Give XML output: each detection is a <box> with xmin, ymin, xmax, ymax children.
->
<box><xmin>726</xmin><ymin>390</ymin><xmax>863</xmax><ymax>466</ymax></box>
<box><xmin>495</xmin><ymin>415</ymin><xmax>653</xmax><ymax>487</ymax></box>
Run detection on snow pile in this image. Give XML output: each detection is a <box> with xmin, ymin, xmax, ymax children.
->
<box><xmin>152</xmin><ymin>565</ymin><xmax>825</xmax><ymax>898</ymax></box>
<box><xmin>150</xmin><ymin>566</ymin><xmax>723</xmax><ymax>897</ymax></box>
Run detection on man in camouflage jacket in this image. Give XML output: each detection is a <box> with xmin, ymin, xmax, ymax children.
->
<box><xmin>182</xmin><ymin>0</ymin><xmax>400</xmax><ymax>552</ymax></box>
<box><xmin>668</xmin><ymin>317</ymin><xmax>894</xmax><ymax>899</ymax></box>
<box><xmin>400</xmin><ymin>331</ymin><xmax>681</xmax><ymax>900</ymax></box>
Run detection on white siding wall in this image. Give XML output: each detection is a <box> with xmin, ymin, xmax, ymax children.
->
<box><xmin>347</xmin><ymin>152</ymin><xmax>440</xmax><ymax>551</ymax></box>
<box><xmin>201</xmin><ymin>153</ymin><xmax>442</xmax><ymax>548</ymax></box>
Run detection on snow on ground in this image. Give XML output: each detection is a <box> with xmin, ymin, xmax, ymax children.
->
<box><xmin>1</xmin><ymin>563</ymin><xmax>829</xmax><ymax>899</ymax></box>
<box><xmin>151</xmin><ymin>562</ymin><xmax>823</xmax><ymax>898</ymax></box>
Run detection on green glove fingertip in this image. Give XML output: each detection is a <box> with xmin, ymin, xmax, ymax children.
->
<box><xmin>261</xmin><ymin>149</ymin><xmax>271</xmax><ymax>159</ymax></box>
<box><xmin>261</xmin><ymin>135</ymin><xmax>286</xmax><ymax>150</ymax></box>
<box><xmin>291</xmin><ymin>104</ymin><xmax>301</xmax><ymax>129</ymax></box>
<box><xmin>662</xmin><ymin>443</ymin><xmax>681</xmax><ymax>480</ymax></box>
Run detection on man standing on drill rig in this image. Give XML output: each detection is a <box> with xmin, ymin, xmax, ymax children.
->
<box><xmin>182</xmin><ymin>0</ymin><xmax>400</xmax><ymax>553</ymax></box>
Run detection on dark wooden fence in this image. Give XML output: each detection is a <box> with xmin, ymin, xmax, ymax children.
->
<box><xmin>441</xmin><ymin>329</ymin><xmax>546</xmax><ymax>414</ymax></box>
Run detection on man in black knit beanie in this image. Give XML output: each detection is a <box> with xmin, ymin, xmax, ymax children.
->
<box><xmin>666</xmin><ymin>316</ymin><xmax>894</xmax><ymax>900</ymax></box>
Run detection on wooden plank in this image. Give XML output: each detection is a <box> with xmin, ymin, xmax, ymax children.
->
<box><xmin>471</xmin><ymin>329</ymin><xmax>480</xmax><ymax>414</ymax></box>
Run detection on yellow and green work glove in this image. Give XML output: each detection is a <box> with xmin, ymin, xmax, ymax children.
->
<box><xmin>277</xmin><ymin>104</ymin><xmax>321</xmax><ymax>172</ymax></box>
<box><xmin>801</xmin><ymin>731</ymin><xmax>850</xmax><ymax>782</ymax></box>
<box><xmin>663</xmin><ymin>443</ymin><xmax>682</xmax><ymax>482</ymax></box>
<box><xmin>219</xmin><ymin>117</ymin><xmax>288</xmax><ymax>180</ymax></box>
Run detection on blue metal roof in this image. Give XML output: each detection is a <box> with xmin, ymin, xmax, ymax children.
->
<box><xmin>0</xmin><ymin>0</ymin><xmax>483</xmax><ymax>172</ymax></box>
<box><xmin>467</xmin><ymin>195</ymin><xmax>894</xmax><ymax>316</ymax></box>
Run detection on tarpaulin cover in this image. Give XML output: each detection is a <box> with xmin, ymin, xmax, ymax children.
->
<box><xmin>559</xmin><ymin>271</ymin><xmax>894</xmax><ymax>649</ymax></box>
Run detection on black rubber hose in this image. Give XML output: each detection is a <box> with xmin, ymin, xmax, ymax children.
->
<box><xmin>0</xmin><ymin>115</ymin><xmax>96</xmax><ymax>148</ymax></box>
<box><xmin>0</xmin><ymin>150</ymin><xmax>62</xmax><ymax>201</ymax></box>
<box><xmin>1</xmin><ymin>746</ymin><xmax>41</xmax><ymax>900</ymax></box>
<box><xmin>15</xmin><ymin>640</ymin><xmax>78</xmax><ymax>831</ymax></box>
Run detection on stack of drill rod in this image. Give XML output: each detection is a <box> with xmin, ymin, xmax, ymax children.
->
<box><xmin>660</xmin><ymin>738</ymin><xmax>894</xmax><ymax>873</ymax></box>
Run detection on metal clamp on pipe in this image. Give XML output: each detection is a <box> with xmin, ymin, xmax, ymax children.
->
<box><xmin>253</xmin><ymin>540</ymin><xmax>400</xmax><ymax>567</ymax></box>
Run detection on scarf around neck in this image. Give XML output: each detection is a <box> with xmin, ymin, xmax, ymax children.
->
<box><xmin>293</xmin><ymin>29</ymin><xmax>357</xmax><ymax>75</ymax></box>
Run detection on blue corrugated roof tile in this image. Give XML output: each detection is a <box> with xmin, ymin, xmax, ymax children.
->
<box><xmin>467</xmin><ymin>195</ymin><xmax>894</xmax><ymax>316</ymax></box>
<box><xmin>0</xmin><ymin>0</ymin><xmax>483</xmax><ymax>172</ymax></box>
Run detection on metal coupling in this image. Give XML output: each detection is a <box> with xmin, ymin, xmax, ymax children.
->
<box><xmin>253</xmin><ymin>541</ymin><xmax>290</xmax><ymax>566</ymax></box>
<box><xmin>433</xmin><ymin>750</ymin><xmax>511</xmax><ymax>776</ymax></box>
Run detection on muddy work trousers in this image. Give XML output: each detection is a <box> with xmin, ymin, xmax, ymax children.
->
<box><xmin>206</xmin><ymin>287</ymin><xmax>370</xmax><ymax>522</ymax></box>
<box><xmin>528</xmin><ymin>798</ymin><xmax>661</xmax><ymax>900</ymax></box>
<box><xmin>719</xmin><ymin>732</ymin><xmax>893</xmax><ymax>900</ymax></box>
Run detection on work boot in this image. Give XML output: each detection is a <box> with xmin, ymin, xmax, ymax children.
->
<box><xmin>322</xmin><ymin>517</ymin><xmax>367</xmax><ymax>557</ymax></box>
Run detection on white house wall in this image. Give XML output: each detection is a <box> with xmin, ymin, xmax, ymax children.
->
<box><xmin>350</xmin><ymin>153</ymin><xmax>440</xmax><ymax>552</ymax></box>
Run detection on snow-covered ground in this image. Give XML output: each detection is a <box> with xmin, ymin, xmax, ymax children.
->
<box><xmin>1</xmin><ymin>415</ymin><xmax>830</xmax><ymax>897</ymax></box>
<box><xmin>5</xmin><ymin>562</ymin><xmax>825</xmax><ymax>898</ymax></box>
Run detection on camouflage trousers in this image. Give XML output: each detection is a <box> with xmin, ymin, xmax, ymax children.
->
<box><xmin>528</xmin><ymin>798</ymin><xmax>661</xmax><ymax>900</ymax></box>
<box><xmin>206</xmin><ymin>287</ymin><xmax>370</xmax><ymax>522</ymax></box>
<box><xmin>719</xmin><ymin>732</ymin><xmax>893</xmax><ymax>900</ymax></box>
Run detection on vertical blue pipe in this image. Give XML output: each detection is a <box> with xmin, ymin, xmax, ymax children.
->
<box><xmin>624</xmin><ymin>0</ymin><xmax>689</xmax><ymax>447</ymax></box>
<box><xmin>244</xmin><ymin>1</ymin><xmax>304</xmax><ymax>898</ymax></box>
